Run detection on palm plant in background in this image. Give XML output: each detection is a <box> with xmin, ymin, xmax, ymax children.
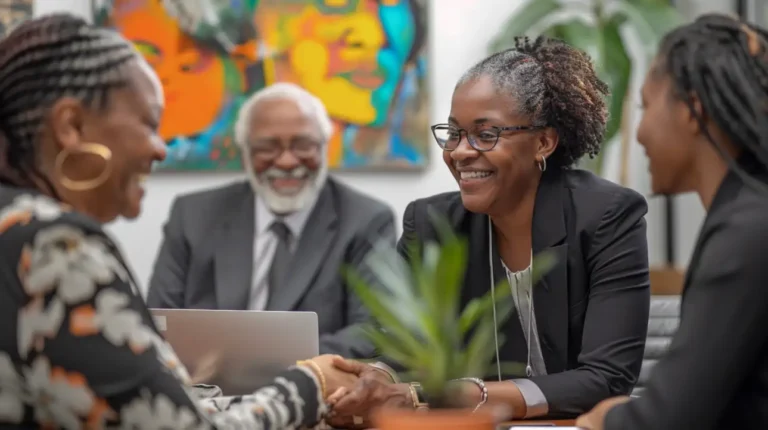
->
<box><xmin>490</xmin><ymin>0</ymin><xmax>684</xmax><ymax>176</ymax></box>
<box><xmin>346</xmin><ymin>212</ymin><xmax>555</xmax><ymax>408</ymax></box>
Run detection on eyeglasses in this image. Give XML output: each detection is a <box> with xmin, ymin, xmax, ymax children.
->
<box><xmin>431</xmin><ymin>123</ymin><xmax>546</xmax><ymax>152</ymax></box>
<box><xmin>247</xmin><ymin>139</ymin><xmax>321</xmax><ymax>161</ymax></box>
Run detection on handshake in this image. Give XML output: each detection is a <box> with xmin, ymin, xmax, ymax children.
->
<box><xmin>299</xmin><ymin>355</ymin><xmax>414</xmax><ymax>429</ymax></box>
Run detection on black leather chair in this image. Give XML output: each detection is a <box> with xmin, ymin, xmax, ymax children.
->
<box><xmin>633</xmin><ymin>296</ymin><xmax>682</xmax><ymax>396</ymax></box>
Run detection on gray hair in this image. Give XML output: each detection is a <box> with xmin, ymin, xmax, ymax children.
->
<box><xmin>457</xmin><ymin>50</ymin><xmax>548</xmax><ymax>126</ymax></box>
<box><xmin>453</xmin><ymin>37</ymin><xmax>609</xmax><ymax>168</ymax></box>
<box><xmin>234</xmin><ymin>83</ymin><xmax>334</xmax><ymax>148</ymax></box>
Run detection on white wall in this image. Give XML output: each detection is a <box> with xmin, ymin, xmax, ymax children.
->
<box><xmin>32</xmin><ymin>0</ymin><xmax>729</xmax><ymax>292</ymax></box>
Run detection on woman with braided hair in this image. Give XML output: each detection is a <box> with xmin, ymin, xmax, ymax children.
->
<box><xmin>576</xmin><ymin>14</ymin><xmax>768</xmax><ymax>430</ymax></box>
<box><xmin>324</xmin><ymin>36</ymin><xmax>651</xmax><ymax>427</ymax></box>
<box><xmin>0</xmin><ymin>13</ymin><xmax>354</xmax><ymax>429</ymax></box>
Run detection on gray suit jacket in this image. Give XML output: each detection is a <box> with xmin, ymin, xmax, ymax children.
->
<box><xmin>146</xmin><ymin>178</ymin><xmax>396</xmax><ymax>359</ymax></box>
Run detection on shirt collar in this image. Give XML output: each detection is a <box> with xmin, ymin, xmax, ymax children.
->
<box><xmin>255</xmin><ymin>191</ymin><xmax>318</xmax><ymax>238</ymax></box>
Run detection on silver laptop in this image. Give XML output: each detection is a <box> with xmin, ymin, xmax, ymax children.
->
<box><xmin>150</xmin><ymin>309</ymin><xmax>319</xmax><ymax>396</ymax></box>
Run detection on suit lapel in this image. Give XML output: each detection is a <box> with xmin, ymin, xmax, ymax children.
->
<box><xmin>682</xmin><ymin>171</ymin><xmax>742</xmax><ymax>297</ymax></box>
<box><xmin>266</xmin><ymin>183</ymin><xmax>339</xmax><ymax>311</ymax></box>
<box><xmin>461</xmin><ymin>209</ymin><xmax>530</xmax><ymax>375</ymax></box>
<box><xmin>531</xmin><ymin>172</ymin><xmax>569</xmax><ymax>373</ymax></box>
<box><xmin>214</xmin><ymin>183</ymin><xmax>255</xmax><ymax>310</ymax></box>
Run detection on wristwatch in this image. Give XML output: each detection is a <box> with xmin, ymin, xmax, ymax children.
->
<box><xmin>408</xmin><ymin>382</ymin><xmax>429</xmax><ymax>411</ymax></box>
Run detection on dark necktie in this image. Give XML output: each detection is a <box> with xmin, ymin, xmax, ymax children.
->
<box><xmin>268</xmin><ymin>220</ymin><xmax>293</xmax><ymax>289</ymax></box>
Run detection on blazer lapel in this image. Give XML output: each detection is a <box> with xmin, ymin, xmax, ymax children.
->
<box><xmin>682</xmin><ymin>170</ymin><xmax>742</xmax><ymax>296</ymax></box>
<box><xmin>462</xmin><ymin>210</ymin><xmax>530</xmax><ymax>376</ymax></box>
<box><xmin>531</xmin><ymin>172</ymin><xmax>569</xmax><ymax>374</ymax></box>
<box><xmin>214</xmin><ymin>183</ymin><xmax>255</xmax><ymax>310</ymax></box>
<box><xmin>266</xmin><ymin>184</ymin><xmax>339</xmax><ymax>311</ymax></box>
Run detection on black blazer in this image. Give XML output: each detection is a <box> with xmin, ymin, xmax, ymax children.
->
<box><xmin>398</xmin><ymin>169</ymin><xmax>651</xmax><ymax>417</ymax></box>
<box><xmin>605</xmin><ymin>169</ymin><xmax>768</xmax><ymax>429</ymax></box>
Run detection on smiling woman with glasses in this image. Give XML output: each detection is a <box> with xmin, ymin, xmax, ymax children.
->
<box><xmin>328</xmin><ymin>36</ymin><xmax>652</xmax><ymax>427</ymax></box>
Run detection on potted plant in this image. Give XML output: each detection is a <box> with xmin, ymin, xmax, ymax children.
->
<box><xmin>345</xmin><ymin>213</ymin><xmax>555</xmax><ymax>430</ymax></box>
<box><xmin>490</xmin><ymin>0</ymin><xmax>683</xmax><ymax>177</ymax></box>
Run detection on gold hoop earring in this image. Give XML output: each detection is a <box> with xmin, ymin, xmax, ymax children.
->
<box><xmin>54</xmin><ymin>143</ymin><xmax>113</xmax><ymax>191</ymax></box>
<box><xmin>538</xmin><ymin>157</ymin><xmax>547</xmax><ymax>172</ymax></box>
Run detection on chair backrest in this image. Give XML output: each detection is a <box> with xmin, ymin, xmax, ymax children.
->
<box><xmin>632</xmin><ymin>295</ymin><xmax>681</xmax><ymax>396</ymax></box>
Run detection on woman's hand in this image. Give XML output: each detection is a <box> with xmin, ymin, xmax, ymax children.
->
<box><xmin>326</xmin><ymin>358</ymin><xmax>412</xmax><ymax>429</ymax></box>
<box><xmin>575</xmin><ymin>396</ymin><xmax>631</xmax><ymax>430</ymax></box>
<box><xmin>301</xmin><ymin>354</ymin><xmax>360</xmax><ymax>398</ymax></box>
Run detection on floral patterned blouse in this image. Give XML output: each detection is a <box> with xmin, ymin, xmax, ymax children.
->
<box><xmin>0</xmin><ymin>187</ymin><xmax>326</xmax><ymax>429</ymax></box>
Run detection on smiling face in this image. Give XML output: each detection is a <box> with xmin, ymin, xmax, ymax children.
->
<box><xmin>244</xmin><ymin>97</ymin><xmax>327</xmax><ymax>214</ymax></box>
<box><xmin>444</xmin><ymin>75</ymin><xmax>555</xmax><ymax>215</ymax></box>
<box><xmin>636</xmin><ymin>62</ymin><xmax>699</xmax><ymax>195</ymax></box>
<box><xmin>49</xmin><ymin>58</ymin><xmax>167</xmax><ymax>222</ymax></box>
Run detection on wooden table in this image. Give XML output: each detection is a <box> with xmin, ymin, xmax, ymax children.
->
<box><xmin>503</xmin><ymin>419</ymin><xmax>577</xmax><ymax>426</ymax></box>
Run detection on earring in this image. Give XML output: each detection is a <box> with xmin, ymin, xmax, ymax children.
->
<box><xmin>538</xmin><ymin>157</ymin><xmax>547</xmax><ymax>172</ymax></box>
<box><xmin>54</xmin><ymin>143</ymin><xmax>113</xmax><ymax>191</ymax></box>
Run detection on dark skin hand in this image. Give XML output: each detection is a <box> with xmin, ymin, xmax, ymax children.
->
<box><xmin>326</xmin><ymin>358</ymin><xmax>412</xmax><ymax>429</ymax></box>
<box><xmin>328</xmin><ymin>358</ymin><xmax>529</xmax><ymax>427</ymax></box>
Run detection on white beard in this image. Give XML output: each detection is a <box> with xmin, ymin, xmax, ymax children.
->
<box><xmin>244</xmin><ymin>160</ymin><xmax>327</xmax><ymax>214</ymax></box>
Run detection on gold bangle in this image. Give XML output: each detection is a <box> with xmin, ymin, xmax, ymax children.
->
<box><xmin>409</xmin><ymin>382</ymin><xmax>429</xmax><ymax>411</ymax></box>
<box><xmin>297</xmin><ymin>360</ymin><xmax>327</xmax><ymax>397</ymax></box>
<box><xmin>407</xmin><ymin>384</ymin><xmax>419</xmax><ymax>409</ymax></box>
<box><xmin>370</xmin><ymin>362</ymin><xmax>400</xmax><ymax>383</ymax></box>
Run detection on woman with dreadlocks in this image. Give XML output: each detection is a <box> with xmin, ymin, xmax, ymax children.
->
<box><xmin>0</xmin><ymin>14</ymin><xmax>353</xmax><ymax>429</ymax></box>
<box><xmin>576</xmin><ymin>13</ymin><xmax>768</xmax><ymax>430</ymax></box>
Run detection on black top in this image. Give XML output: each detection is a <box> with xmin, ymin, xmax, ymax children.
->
<box><xmin>396</xmin><ymin>169</ymin><xmax>651</xmax><ymax>417</ymax></box>
<box><xmin>0</xmin><ymin>185</ymin><xmax>325</xmax><ymax>429</ymax></box>
<box><xmin>605</xmin><ymin>168</ymin><xmax>768</xmax><ymax>429</ymax></box>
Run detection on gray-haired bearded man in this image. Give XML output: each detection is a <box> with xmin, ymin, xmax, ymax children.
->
<box><xmin>147</xmin><ymin>83</ymin><xmax>396</xmax><ymax>358</ymax></box>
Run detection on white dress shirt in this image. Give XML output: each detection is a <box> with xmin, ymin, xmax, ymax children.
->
<box><xmin>247</xmin><ymin>193</ymin><xmax>317</xmax><ymax>310</ymax></box>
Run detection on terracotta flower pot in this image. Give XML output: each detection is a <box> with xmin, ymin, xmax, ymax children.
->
<box><xmin>373</xmin><ymin>408</ymin><xmax>495</xmax><ymax>430</ymax></box>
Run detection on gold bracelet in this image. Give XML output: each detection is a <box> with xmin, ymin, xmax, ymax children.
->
<box><xmin>409</xmin><ymin>382</ymin><xmax>429</xmax><ymax>411</ymax></box>
<box><xmin>370</xmin><ymin>362</ymin><xmax>401</xmax><ymax>383</ymax></box>
<box><xmin>407</xmin><ymin>384</ymin><xmax>419</xmax><ymax>409</ymax></box>
<box><xmin>296</xmin><ymin>360</ymin><xmax>327</xmax><ymax>397</ymax></box>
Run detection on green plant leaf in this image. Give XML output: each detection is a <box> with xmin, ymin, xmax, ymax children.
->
<box><xmin>488</xmin><ymin>0</ymin><xmax>562</xmax><ymax>53</ymax></box>
<box><xmin>604</xmin><ymin>0</ymin><xmax>683</xmax><ymax>57</ymax></box>
<box><xmin>361</xmin><ymin>325</ymin><xmax>421</xmax><ymax>370</ymax></box>
<box><xmin>457</xmin><ymin>279</ymin><xmax>512</xmax><ymax>336</ymax></box>
<box><xmin>600</xmin><ymin>18</ymin><xmax>633</xmax><ymax>166</ymax></box>
<box><xmin>350</xmin><ymin>221</ymin><xmax>559</xmax><ymax>401</ymax></box>
<box><xmin>344</xmin><ymin>268</ymin><xmax>424</xmax><ymax>354</ymax></box>
<box><xmin>548</xmin><ymin>20</ymin><xmax>601</xmax><ymax>61</ymax></box>
<box><xmin>362</xmin><ymin>243</ymin><xmax>416</xmax><ymax>305</ymax></box>
<box><xmin>462</xmin><ymin>296</ymin><xmax>515</xmax><ymax>379</ymax></box>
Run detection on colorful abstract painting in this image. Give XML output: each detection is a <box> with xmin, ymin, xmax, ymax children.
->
<box><xmin>0</xmin><ymin>0</ymin><xmax>33</xmax><ymax>38</ymax></box>
<box><xmin>94</xmin><ymin>0</ymin><xmax>429</xmax><ymax>171</ymax></box>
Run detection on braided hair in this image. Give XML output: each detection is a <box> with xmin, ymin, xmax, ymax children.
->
<box><xmin>654</xmin><ymin>14</ymin><xmax>768</xmax><ymax>189</ymax></box>
<box><xmin>0</xmin><ymin>13</ymin><xmax>138</xmax><ymax>191</ymax></box>
<box><xmin>458</xmin><ymin>36</ymin><xmax>609</xmax><ymax>169</ymax></box>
